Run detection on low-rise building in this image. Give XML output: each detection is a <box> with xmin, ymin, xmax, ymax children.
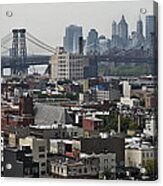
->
<box><xmin>51</xmin><ymin>156</ymin><xmax>99</xmax><ymax>178</ymax></box>
<box><xmin>120</xmin><ymin>97</ymin><xmax>140</xmax><ymax>108</ymax></box>
<box><xmin>83</xmin><ymin>116</ymin><xmax>103</xmax><ymax>137</ymax></box>
<box><xmin>81</xmin><ymin>152</ymin><xmax>116</xmax><ymax>174</ymax></box>
<box><xmin>30</xmin><ymin>123</ymin><xmax>83</xmax><ymax>139</ymax></box>
<box><xmin>96</xmin><ymin>89</ymin><xmax>121</xmax><ymax>102</ymax></box>
<box><xmin>125</xmin><ymin>143</ymin><xmax>157</xmax><ymax>169</ymax></box>
<box><xmin>72</xmin><ymin>137</ymin><xmax>125</xmax><ymax>167</ymax></box>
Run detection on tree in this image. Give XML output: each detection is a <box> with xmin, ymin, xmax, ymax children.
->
<box><xmin>144</xmin><ymin>159</ymin><xmax>158</xmax><ymax>179</ymax></box>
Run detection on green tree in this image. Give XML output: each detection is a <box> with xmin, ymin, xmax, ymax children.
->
<box><xmin>145</xmin><ymin>159</ymin><xmax>157</xmax><ymax>178</ymax></box>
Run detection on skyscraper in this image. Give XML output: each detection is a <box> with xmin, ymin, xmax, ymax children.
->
<box><xmin>137</xmin><ymin>16</ymin><xmax>143</xmax><ymax>36</ymax></box>
<box><xmin>145</xmin><ymin>15</ymin><xmax>156</xmax><ymax>39</ymax></box>
<box><xmin>136</xmin><ymin>16</ymin><xmax>144</xmax><ymax>48</ymax></box>
<box><xmin>118</xmin><ymin>15</ymin><xmax>128</xmax><ymax>48</ymax></box>
<box><xmin>86</xmin><ymin>29</ymin><xmax>99</xmax><ymax>54</ymax></box>
<box><xmin>63</xmin><ymin>25</ymin><xmax>83</xmax><ymax>54</ymax></box>
<box><xmin>111</xmin><ymin>20</ymin><xmax>120</xmax><ymax>48</ymax></box>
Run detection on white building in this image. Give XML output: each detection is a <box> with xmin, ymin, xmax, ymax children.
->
<box><xmin>96</xmin><ymin>89</ymin><xmax>121</xmax><ymax>102</ymax></box>
<box><xmin>50</xmin><ymin>47</ymin><xmax>84</xmax><ymax>81</ymax></box>
<box><xmin>144</xmin><ymin>115</ymin><xmax>157</xmax><ymax>138</ymax></box>
<box><xmin>122</xmin><ymin>81</ymin><xmax>131</xmax><ymax>98</ymax></box>
<box><xmin>120</xmin><ymin>97</ymin><xmax>140</xmax><ymax>108</ymax></box>
<box><xmin>125</xmin><ymin>143</ymin><xmax>156</xmax><ymax>169</ymax></box>
<box><xmin>19</xmin><ymin>136</ymin><xmax>47</xmax><ymax>177</ymax></box>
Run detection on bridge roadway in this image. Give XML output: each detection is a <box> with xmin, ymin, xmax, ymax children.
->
<box><xmin>1</xmin><ymin>55</ymin><xmax>155</xmax><ymax>68</ymax></box>
<box><xmin>1</xmin><ymin>55</ymin><xmax>51</xmax><ymax>68</ymax></box>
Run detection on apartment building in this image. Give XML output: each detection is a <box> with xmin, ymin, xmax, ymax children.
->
<box><xmin>19</xmin><ymin>136</ymin><xmax>47</xmax><ymax>177</ymax></box>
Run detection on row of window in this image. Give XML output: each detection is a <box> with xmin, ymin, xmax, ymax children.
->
<box><xmin>142</xmin><ymin>152</ymin><xmax>154</xmax><ymax>158</ymax></box>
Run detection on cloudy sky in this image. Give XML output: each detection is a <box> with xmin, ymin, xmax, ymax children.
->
<box><xmin>0</xmin><ymin>1</ymin><xmax>155</xmax><ymax>48</ymax></box>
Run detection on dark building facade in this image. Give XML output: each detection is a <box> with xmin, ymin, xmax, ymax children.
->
<box><xmin>80</xmin><ymin>137</ymin><xmax>125</xmax><ymax>167</ymax></box>
<box><xmin>84</xmin><ymin>56</ymin><xmax>98</xmax><ymax>78</ymax></box>
<box><xmin>3</xmin><ymin>146</ymin><xmax>39</xmax><ymax>177</ymax></box>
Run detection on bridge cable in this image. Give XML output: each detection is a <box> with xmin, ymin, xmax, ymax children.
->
<box><xmin>27</xmin><ymin>37</ymin><xmax>54</xmax><ymax>53</ymax></box>
<box><xmin>1</xmin><ymin>45</ymin><xmax>10</xmax><ymax>50</ymax></box>
<box><xmin>1</xmin><ymin>33</ymin><xmax>12</xmax><ymax>44</ymax></box>
<box><xmin>27</xmin><ymin>32</ymin><xmax>55</xmax><ymax>51</ymax></box>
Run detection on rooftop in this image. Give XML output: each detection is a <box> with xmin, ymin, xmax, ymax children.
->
<box><xmin>34</xmin><ymin>103</ymin><xmax>73</xmax><ymax>125</ymax></box>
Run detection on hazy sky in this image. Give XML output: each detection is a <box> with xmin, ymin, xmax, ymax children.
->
<box><xmin>0</xmin><ymin>1</ymin><xmax>154</xmax><ymax>48</ymax></box>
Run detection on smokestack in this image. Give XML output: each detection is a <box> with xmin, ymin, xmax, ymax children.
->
<box><xmin>79</xmin><ymin>36</ymin><xmax>83</xmax><ymax>54</ymax></box>
<box><xmin>118</xmin><ymin>114</ymin><xmax>121</xmax><ymax>133</ymax></box>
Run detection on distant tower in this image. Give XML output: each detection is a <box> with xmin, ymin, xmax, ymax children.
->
<box><xmin>118</xmin><ymin>15</ymin><xmax>128</xmax><ymax>48</ymax></box>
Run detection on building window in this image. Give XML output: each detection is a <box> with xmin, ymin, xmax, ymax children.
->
<box><xmin>79</xmin><ymin>168</ymin><xmax>82</xmax><ymax>173</ymax></box>
<box><xmin>39</xmin><ymin>154</ymin><xmax>45</xmax><ymax>158</ymax></box>
<box><xmin>39</xmin><ymin>146</ymin><xmax>45</xmax><ymax>152</ymax></box>
<box><xmin>41</xmin><ymin>171</ymin><xmax>46</xmax><ymax>175</ymax></box>
<box><xmin>33</xmin><ymin>167</ymin><xmax>38</xmax><ymax>174</ymax></box>
<box><xmin>84</xmin><ymin>168</ymin><xmax>87</xmax><ymax>173</ymax></box>
<box><xmin>41</xmin><ymin>162</ymin><xmax>46</xmax><ymax>167</ymax></box>
<box><xmin>104</xmin><ymin>159</ymin><xmax>108</xmax><ymax>169</ymax></box>
<box><xmin>74</xmin><ymin>132</ymin><xmax>77</xmax><ymax>136</ymax></box>
<box><xmin>61</xmin><ymin>168</ymin><xmax>63</xmax><ymax>173</ymax></box>
<box><xmin>24</xmin><ymin>167</ymin><xmax>31</xmax><ymax>175</ymax></box>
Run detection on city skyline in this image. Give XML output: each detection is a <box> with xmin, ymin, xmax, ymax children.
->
<box><xmin>1</xmin><ymin>1</ymin><xmax>158</xmax><ymax>180</ymax></box>
<box><xmin>0</xmin><ymin>1</ymin><xmax>154</xmax><ymax>47</ymax></box>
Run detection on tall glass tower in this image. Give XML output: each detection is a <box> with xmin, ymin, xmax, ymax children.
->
<box><xmin>86</xmin><ymin>29</ymin><xmax>99</xmax><ymax>54</ymax></box>
<box><xmin>145</xmin><ymin>15</ymin><xmax>156</xmax><ymax>39</ymax></box>
<box><xmin>63</xmin><ymin>25</ymin><xmax>83</xmax><ymax>54</ymax></box>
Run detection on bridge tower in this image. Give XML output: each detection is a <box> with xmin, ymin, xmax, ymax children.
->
<box><xmin>19</xmin><ymin>29</ymin><xmax>27</xmax><ymax>74</ymax></box>
<box><xmin>11</xmin><ymin>29</ymin><xmax>19</xmax><ymax>75</ymax></box>
<box><xmin>11</xmin><ymin>28</ymin><xmax>27</xmax><ymax>75</ymax></box>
